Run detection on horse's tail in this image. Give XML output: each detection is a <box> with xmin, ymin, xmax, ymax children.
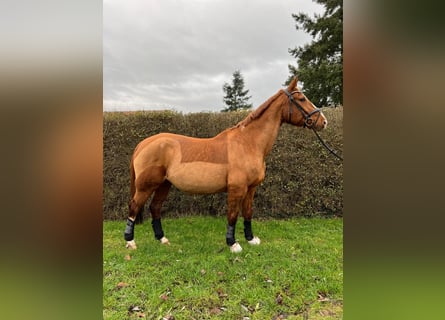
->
<box><xmin>129</xmin><ymin>156</ymin><xmax>144</xmax><ymax>224</ymax></box>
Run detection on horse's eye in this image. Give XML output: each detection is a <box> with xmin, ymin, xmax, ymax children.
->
<box><xmin>299</xmin><ymin>98</ymin><xmax>306</xmax><ymax>102</ymax></box>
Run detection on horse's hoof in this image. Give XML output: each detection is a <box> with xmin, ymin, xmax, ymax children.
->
<box><xmin>248</xmin><ymin>236</ymin><xmax>261</xmax><ymax>245</ymax></box>
<box><xmin>230</xmin><ymin>242</ymin><xmax>243</xmax><ymax>253</ymax></box>
<box><xmin>160</xmin><ymin>237</ymin><xmax>170</xmax><ymax>245</ymax></box>
<box><xmin>126</xmin><ymin>240</ymin><xmax>137</xmax><ymax>250</ymax></box>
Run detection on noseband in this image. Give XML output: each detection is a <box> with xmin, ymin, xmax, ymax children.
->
<box><xmin>283</xmin><ymin>89</ymin><xmax>321</xmax><ymax>128</ymax></box>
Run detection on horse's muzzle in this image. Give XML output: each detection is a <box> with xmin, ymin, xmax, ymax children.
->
<box><xmin>308</xmin><ymin>112</ymin><xmax>327</xmax><ymax>131</ymax></box>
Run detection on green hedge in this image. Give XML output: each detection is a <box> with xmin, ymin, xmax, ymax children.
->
<box><xmin>103</xmin><ymin>108</ymin><xmax>343</xmax><ymax>220</ymax></box>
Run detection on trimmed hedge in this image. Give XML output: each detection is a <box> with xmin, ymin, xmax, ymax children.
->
<box><xmin>103</xmin><ymin>108</ymin><xmax>343</xmax><ymax>220</ymax></box>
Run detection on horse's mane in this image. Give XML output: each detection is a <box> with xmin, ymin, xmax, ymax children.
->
<box><xmin>231</xmin><ymin>90</ymin><xmax>283</xmax><ymax>129</ymax></box>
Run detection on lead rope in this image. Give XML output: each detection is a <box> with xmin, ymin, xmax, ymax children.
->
<box><xmin>312</xmin><ymin>128</ymin><xmax>343</xmax><ymax>161</ymax></box>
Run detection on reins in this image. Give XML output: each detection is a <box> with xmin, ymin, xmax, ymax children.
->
<box><xmin>283</xmin><ymin>89</ymin><xmax>343</xmax><ymax>161</ymax></box>
<box><xmin>312</xmin><ymin>128</ymin><xmax>343</xmax><ymax>161</ymax></box>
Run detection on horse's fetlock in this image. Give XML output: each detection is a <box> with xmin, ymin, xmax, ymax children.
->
<box><xmin>243</xmin><ymin>220</ymin><xmax>254</xmax><ymax>240</ymax></box>
<box><xmin>230</xmin><ymin>242</ymin><xmax>243</xmax><ymax>253</ymax></box>
<box><xmin>248</xmin><ymin>236</ymin><xmax>261</xmax><ymax>245</ymax></box>
<box><xmin>126</xmin><ymin>240</ymin><xmax>137</xmax><ymax>250</ymax></box>
<box><xmin>151</xmin><ymin>218</ymin><xmax>164</xmax><ymax>240</ymax></box>
<box><xmin>226</xmin><ymin>237</ymin><xmax>236</xmax><ymax>246</ymax></box>
<box><xmin>226</xmin><ymin>224</ymin><xmax>236</xmax><ymax>246</ymax></box>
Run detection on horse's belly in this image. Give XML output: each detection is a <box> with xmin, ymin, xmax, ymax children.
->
<box><xmin>167</xmin><ymin>162</ymin><xmax>227</xmax><ymax>194</ymax></box>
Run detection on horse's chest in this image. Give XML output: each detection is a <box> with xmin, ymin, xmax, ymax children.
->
<box><xmin>234</xmin><ymin>162</ymin><xmax>266</xmax><ymax>186</ymax></box>
<box><xmin>245</xmin><ymin>162</ymin><xmax>266</xmax><ymax>185</ymax></box>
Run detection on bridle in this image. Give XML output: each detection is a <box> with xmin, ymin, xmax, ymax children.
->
<box><xmin>283</xmin><ymin>88</ymin><xmax>321</xmax><ymax>128</ymax></box>
<box><xmin>283</xmin><ymin>88</ymin><xmax>343</xmax><ymax>161</ymax></box>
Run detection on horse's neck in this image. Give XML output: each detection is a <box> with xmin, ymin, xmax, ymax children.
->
<box><xmin>241</xmin><ymin>104</ymin><xmax>283</xmax><ymax>157</ymax></box>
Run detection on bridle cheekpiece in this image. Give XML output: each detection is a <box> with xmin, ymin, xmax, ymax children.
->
<box><xmin>283</xmin><ymin>89</ymin><xmax>321</xmax><ymax>128</ymax></box>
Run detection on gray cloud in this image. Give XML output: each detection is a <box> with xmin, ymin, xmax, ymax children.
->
<box><xmin>104</xmin><ymin>0</ymin><xmax>323</xmax><ymax>113</ymax></box>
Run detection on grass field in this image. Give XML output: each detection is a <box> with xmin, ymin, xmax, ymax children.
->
<box><xmin>103</xmin><ymin>217</ymin><xmax>343</xmax><ymax>319</ymax></box>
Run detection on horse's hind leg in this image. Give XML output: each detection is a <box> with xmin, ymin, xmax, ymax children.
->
<box><xmin>125</xmin><ymin>189</ymin><xmax>153</xmax><ymax>249</ymax></box>
<box><xmin>242</xmin><ymin>186</ymin><xmax>261</xmax><ymax>245</ymax></box>
<box><xmin>125</xmin><ymin>166</ymin><xmax>166</xmax><ymax>249</ymax></box>
<box><xmin>149</xmin><ymin>180</ymin><xmax>171</xmax><ymax>245</ymax></box>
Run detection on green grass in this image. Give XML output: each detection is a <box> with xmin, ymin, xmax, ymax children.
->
<box><xmin>103</xmin><ymin>217</ymin><xmax>343</xmax><ymax>319</ymax></box>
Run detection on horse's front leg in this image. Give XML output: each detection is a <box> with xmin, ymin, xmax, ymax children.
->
<box><xmin>242</xmin><ymin>186</ymin><xmax>261</xmax><ymax>245</ymax></box>
<box><xmin>226</xmin><ymin>185</ymin><xmax>247</xmax><ymax>253</ymax></box>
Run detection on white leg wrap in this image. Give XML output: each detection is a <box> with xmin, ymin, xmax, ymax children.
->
<box><xmin>248</xmin><ymin>236</ymin><xmax>261</xmax><ymax>245</ymax></box>
<box><xmin>160</xmin><ymin>236</ymin><xmax>170</xmax><ymax>245</ymax></box>
<box><xmin>126</xmin><ymin>240</ymin><xmax>137</xmax><ymax>250</ymax></box>
<box><xmin>230</xmin><ymin>242</ymin><xmax>243</xmax><ymax>253</ymax></box>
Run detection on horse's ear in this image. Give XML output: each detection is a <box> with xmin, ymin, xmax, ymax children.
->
<box><xmin>287</xmin><ymin>77</ymin><xmax>298</xmax><ymax>91</ymax></box>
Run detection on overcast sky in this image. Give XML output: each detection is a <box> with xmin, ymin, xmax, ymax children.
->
<box><xmin>103</xmin><ymin>0</ymin><xmax>323</xmax><ymax>113</ymax></box>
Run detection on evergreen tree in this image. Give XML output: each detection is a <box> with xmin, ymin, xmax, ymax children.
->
<box><xmin>287</xmin><ymin>0</ymin><xmax>342</xmax><ymax>107</ymax></box>
<box><xmin>221</xmin><ymin>70</ymin><xmax>252</xmax><ymax>112</ymax></box>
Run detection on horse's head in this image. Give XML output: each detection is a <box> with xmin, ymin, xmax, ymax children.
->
<box><xmin>282</xmin><ymin>77</ymin><xmax>327</xmax><ymax>131</ymax></box>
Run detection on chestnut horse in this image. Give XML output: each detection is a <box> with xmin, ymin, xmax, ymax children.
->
<box><xmin>124</xmin><ymin>77</ymin><xmax>327</xmax><ymax>252</ymax></box>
